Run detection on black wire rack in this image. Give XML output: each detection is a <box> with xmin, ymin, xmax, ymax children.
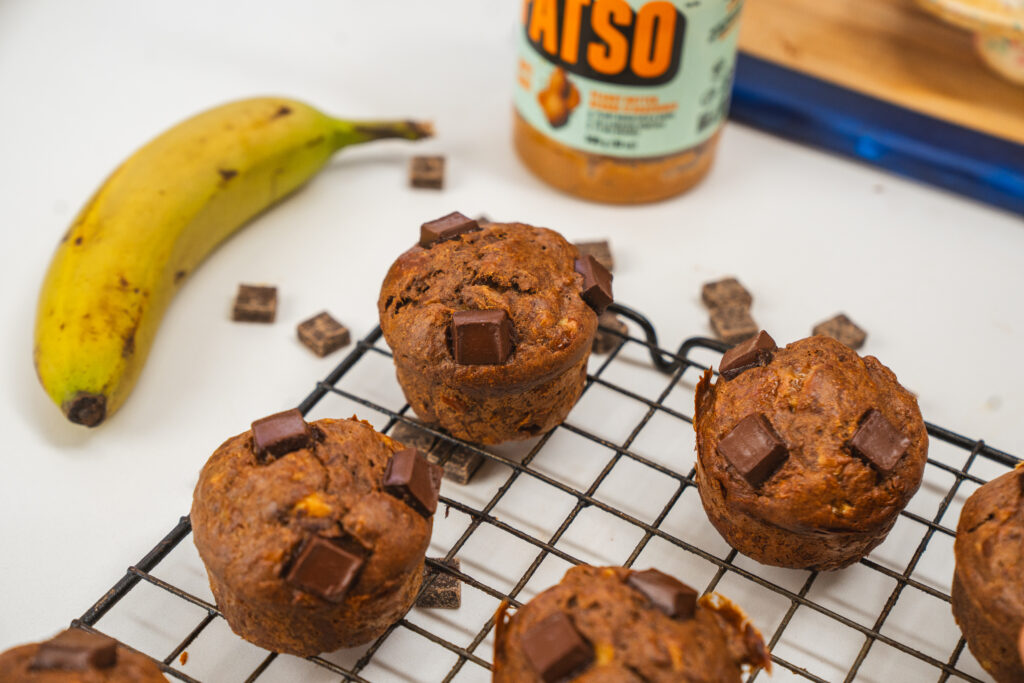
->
<box><xmin>71</xmin><ymin>303</ymin><xmax>1019</xmax><ymax>682</ymax></box>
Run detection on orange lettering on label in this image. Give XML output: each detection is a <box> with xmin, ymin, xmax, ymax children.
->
<box><xmin>528</xmin><ymin>0</ymin><xmax>559</xmax><ymax>54</ymax></box>
<box><xmin>587</xmin><ymin>0</ymin><xmax>632</xmax><ymax>75</ymax></box>
<box><xmin>631</xmin><ymin>1</ymin><xmax>676</xmax><ymax>78</ymax></box>
<box><xmin>560</xmin><ymin>0</ymin><xmax>591</xmax><ymax>64</ymax></box>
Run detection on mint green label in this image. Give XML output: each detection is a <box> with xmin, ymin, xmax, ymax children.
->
<box><xmin>515</xmin><ymin>0</ymin><xmax>743</xmax><ymax>158</ymax></box>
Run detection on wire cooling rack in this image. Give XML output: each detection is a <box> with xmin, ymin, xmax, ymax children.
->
<box><xmin>71</xmin><ymin>303</ymin><xmax>1020</xmax><ymax>682</ymax></box>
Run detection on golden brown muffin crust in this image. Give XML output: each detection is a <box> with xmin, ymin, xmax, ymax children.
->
<box><xmin>493</xmin><ymin>566</ymin><xmax>769</xmax><ymax>682</ymax></box>
<box><xmin>696</xmin><ymin>336</ymin><xmax>928</xmax><ymax>535</ymax></box>
<box><xmin>0</xmin><ymin>642</ymin><xmax>166</xmax><ymax>682</ymax></box>
<box><xmin>378</xmin><ymin>222</ymin><xmax>598</xmax><ymax>390</ymax></box>
<box><xmin>952</xmin><ymin>467</ymin><xmax>1024</xmax><ymax>682</ymax></box>
<box><xmin>191</xmin><ymin>416</ymin><xmax>432</xmax><ymax>654</ymax></box>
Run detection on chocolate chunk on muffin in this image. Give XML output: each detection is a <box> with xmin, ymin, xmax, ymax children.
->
<box><xmin>378</xmin><ymin>215</ymin><xmax>607</xmax><ymax>444</ymax></box>
<box><xmin>952</xmin><ymin>467</ymin><xmax>1024</xmax><ymax>683</ymax></box>
<box><xmin>494</xmin><ymin>565</ymin><xmax>770</xmax><ymax>682</ymax></box>
<box><xmin>191</xmin><ymin>411</ymin><xmax>440</xmax><ymax>656</ymax></box>
<box><xmin>694</xmin><ymin>334</ymin><xmax>928</xmax><ymax>570</ymax></box>
<box><xmin>0</xmin><ymin>629</ymin><xmax>166</xmax><ymax>682</ymax></box>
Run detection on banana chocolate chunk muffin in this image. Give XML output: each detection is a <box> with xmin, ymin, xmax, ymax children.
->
<box><xmin>191</xmin><ymin>410</ymin><xmax>440</xmax><ymax>656</ymax></box>
<box><xmin>694</xmin><ymin>333</ymin><xmax>928</xmax><ymax>570</ymax></box>
<box><xmin>0</xmin><ymin>629</ymin><xmax>167</xmax><ymax>682</ymax></box>
<box><xmin>378</xmin><ymin>213</ymin><xmax>610</xmax><ymax>445</ymax></box>
<box><xmin>952</xmin><ymin>467</ymin><xmax>1024</xmax><ymax>683</ymax></box>
<box><xmin>493</xmin><ymin>565</ymin><xmax>770</xmax><ymax>682</ymax></box>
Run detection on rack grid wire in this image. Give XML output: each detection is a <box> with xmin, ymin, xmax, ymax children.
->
<box><xmin>72</xmin><ymin>303</ymin><xmax>1020</xmax><ymax>683</ymax></box>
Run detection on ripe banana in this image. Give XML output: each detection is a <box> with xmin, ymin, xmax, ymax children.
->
<box><xmin>35</xmin><ymin>97</ymin><xmax>431</xmax><ymax>427</ymax></box>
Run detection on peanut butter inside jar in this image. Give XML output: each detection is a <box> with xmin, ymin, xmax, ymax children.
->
<box><xmin>514</xmin><ymin>111</ymin><xmax>722</xmax><ymax>204</ymax></box>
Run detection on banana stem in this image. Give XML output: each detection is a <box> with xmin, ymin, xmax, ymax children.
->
<box><xmin>332</xmin><ymin>119</ymin><xmax>434</xmax><ymax>149</ymax></box>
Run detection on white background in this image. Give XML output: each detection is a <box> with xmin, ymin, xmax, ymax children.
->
<box><xmin>0</xmin><ymin>0</ymin><xmax>1022</xmax><ymax>675</ymax></box>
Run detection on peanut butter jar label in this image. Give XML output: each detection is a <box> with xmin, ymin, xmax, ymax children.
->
<box><xmin>515</xmin><ymin>0</ymin><xmax>744</xmax><ymax>158</ymax></box>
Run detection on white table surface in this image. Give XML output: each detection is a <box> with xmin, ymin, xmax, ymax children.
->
<box><xmin>1</xmin><ymin>0</ymin><xmax>1022</xmax><ymax>676</ymax></box>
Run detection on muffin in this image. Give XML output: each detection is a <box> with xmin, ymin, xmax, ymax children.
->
<box><xmin>952</xmin><ymin>466</ymin><xmax>1024</xmax><ymax>682</ymax></box>
<box><xmin>377</xmin><ymin>213</ymin><xmax>610</xmax><ymax>445</ymax></box>
<box><xmin>694</xmin><ymin>332</ymin><xmax>928</xmax><ymax>570</ymax></box>
<box><xmin>0</xmin><ymin>629</ymin><xmax>166</xmax><ymax>682</ymax></box>
<box><xmin>493</xmin><ymin>565</ymin><xmax>770</xmax><ymax>681</ymax></box>
<box><xmin>191</xmin><ymin>410</ymin><xmax>441</xmax><ymax>656</ymax></box>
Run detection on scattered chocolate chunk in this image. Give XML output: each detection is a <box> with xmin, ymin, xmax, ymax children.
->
<box><xmin>452</xmin><ymin>309</ymin><xmax>514</xmax><ymax>365</ymax></box>
<box><xmin>383</xmin><ymin>448</ymin><xmax>442</xmax><ymax>517</ymax></box>
<box><xmin>709</xmin><ymin>304</ymin><xmax>758</xmax><ymax>345</ymax></box>
<box><xmin>719</xmin><ymin>330</ymin><xmax>777</xmax><ymax>380</ymax></box>
<box><xmin>30</xmin><ymin>630</ymin><xmax>118</xmax><ymax>671</ymax></box>
<box><xmin>520</xmin><ymin>612</ymin><xmax>594</xmax><ymax>683</ymax></box>
<box><xmin>717</xmin><ymin>414</ymin><xmax>789</xmax><ymax>487</ymax></box>
<box><xmin>409</xmin><ymin>155</ymin><xmax>445</xmax><ymax>190</ymax></box>
<box><xmin>849</xmin><ymin>410</ymin><xmax>910</xmax><ymax>475</ymax></box>
<box><xmin>251</xmin><ymin>409</ymin><xmax>311</xmax><ymax>461</ymax></box>
<box><xmin>701</xmin><ymin>277</ymin><xmax>752</xmax><ymax>310</ymax></box>
<box><xmin>575</xmin><ymin>255</ymin><xmax>614</xmax><ymax>314</ymax></box>
<box><xmin>417</xmin><ymin>558</ymin><xmax>462</xmax><ymax>609</ymax></box>
<box><xmin>232</xmin><ymin>284</ymin><xmax>277</xmax><ymax>323</ymax></box>
<box><xmin>574</xmin><ymin>240</ymin><xmax>614</xmax><ymax>272</ymax></box>
<box><xmin>297</xmin><ymin>311</ymin><xmax>351</xmax><ymax>357</ymax></box>
<box><xmin>813</xmin><ymin>313</ymin><xmax>867</xmax><ymax>350</ymax></box>
<box><xmin>592</xmin><ymin>311</ymin><xmax>628</xmax><ymax>354</ymax></box>
<box><xmin>420</xmin><ymin>211</ymin><xmax>480</xmax><ymax>248</ymax></box>
<box><xmin>627</xmin><ymin>569</ymin><xmax>698</xmax><ymax>620</ymax></box>
<box><xmin>284</xmin><ymin>536</ymin><xmax>364</xmax><ymax>603</ymax></box>
<box><xmin>390</xmin><ymin>420</ymin><xmax>484</xmax><ymax>485</ymax></box>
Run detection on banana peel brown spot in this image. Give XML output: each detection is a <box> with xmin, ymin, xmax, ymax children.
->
<box><xmin>271</xmin><ymin>105</ymin><xmax>292</xmax><ymax>119</ymax></box>
<box><xmin>305</xmin><ymin>135</ymin><xmax>325</xmax><ymax>148</ymax></box>
<box><xmin>74</xmin><ymin>236</ymin><xmax>82</xmax><ymax>245</ymax></box>
<box><xmin>174</xmin><ymin>270</ymin><xmax>186</xmax><ymax>284</ymax></box>
<box><xmin>122</xmin><ymin>330</ymin><xmax>135</xmax><ymax>358</ymax></box>
<box><xmin>218</xmin><ymin>168</ymin><xmax>238</xmax><ymax>182</ymax></box>
<box><xmin>63</xmin><ymin>392</ymin><xmax>106</xmax><ymax>427</ymax></box>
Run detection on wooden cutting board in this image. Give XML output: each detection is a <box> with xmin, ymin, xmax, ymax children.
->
<box><xmin>737</xmin><ymin>0</ymin><xmax>1024</xmax><ymax>145</ymax></box>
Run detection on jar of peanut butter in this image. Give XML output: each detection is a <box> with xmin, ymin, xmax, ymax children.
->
<box><xmin>514</xmin><ymin>0</ymin><xmax>745</xmax><ymax>203</ymax></box>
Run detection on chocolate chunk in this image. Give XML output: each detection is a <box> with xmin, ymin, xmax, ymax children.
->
<box><xmin>30</xmin><ymin>630</ymin><xmax>118</xmax><ymax>671</ymax></box>
<box><xmin>251</xmin><ymin>409</ymin><xmax>311</xmax><ymax>461</ymax></box>
<box><xmin>284</xmin><ymin>536</ymin><xmax>364</xmax><ymax>603</ymax></box>
<box><xmin>520</xmin><ymin>612</ymin><xmax>594</xmax><ymax>683</ymax></box>
<box><xmin>574</xmin><ymin>240</ymin><xmax>614</xmax><ymax>272</ymax></box>
<box><xmin>709</xmin><ymin>304</ymin><xmax>758</xmax><ymax>345</ymax></box>
<box><xmin>575</xmin><ymin>255</ymin><xmax>614</xmax><ymax>314</ymax></box>
<box><xmin>717</xmin><ymin>414</ymin><xmax>789</xmax><ymax>487</ymax></box>
<box><xmin>409</xmin><ymin>155</ymin><xmax>445</xmax><ymax>190</ymax></box>
<box><xmin>420</xmin><ymin>211</ymin><xmax>479</xmax><ymax>248</ymax></box>
<box><xmin>452</xmin><ymin>309</ymin><xmax>514</xmax><ymax>365</ymax></box>
<box><xmin>702</xmin><ymin>277</ymin><xmax>752</xmax><ymax>310</ymax></box>
<box><xmin>849</xmin><ymin>410</ymin><xmax>910</xmax><ymax>475</ymax></box>
<box><xmin>417</xmin><ymin>558</ymin><xmax>461</xmax><ymax>609</ymax></box>
<box><xmin>813</xmin><ymin>313</ymin><xmax>867</xmax><ymax>350</ymax></box>
<box><xmin>719</xmin><ymin>330</ymin><xmax>777</xmax><ymax>380</ymax></box>
<box><xmin>627</xmin><ymin>569</ymin><xmax>698</xmax><ymax>620</ymax></box>
<box><xmin>297</xmin><ymin>311</ymin><xmax>351</xmax><ymax>357</ymax></box>
<box><xmin>592</xmin><ymin>311</ymin><xmax>628</xmax><ymax>354</ymax></box>
<box><xmin>383</xmin><ymin>448</ymin><xmax>442</xmax><ymax>517</ymax></box>
<box><xmin>390</xmin><ymin>420</ymin><xmax>484</xmax><ymax>485</ymax></box>
<box><xmin>232</xmin><ymin>284</ymin><xmax>277</xmax><ymax>323</ymax></box>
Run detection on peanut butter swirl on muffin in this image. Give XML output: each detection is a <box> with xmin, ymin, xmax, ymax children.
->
<box><xmin>694</xmin><ymin>333</ymin><xmax>928</xmax><ymax>570</ymax></box>
<box><xmin>378</xmin><ymin>214</ymin><xmax>609</xmax><ymax>445</ymax></box>
<box><xmin>191</xmin><ymin>411</ymin><xmax>439</xmax><ymax>656</ymax></box>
